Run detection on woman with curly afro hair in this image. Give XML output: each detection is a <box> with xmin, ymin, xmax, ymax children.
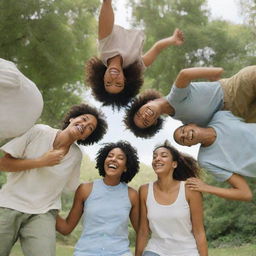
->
<box><xmin>85</xmin><ymin>0</ymin><xmax>184</xmax><ymax>109</ymax></box>
<box><xmin>124</xmin><ymin>65</ymin><xmax>256</xmax><ymax>139</ymax></box>
<box><xmin>56</xmin><ymin>141</ymin><xmax>140</xmax><ymax>256</ymax></box>
<box><xmin>0</xmin><ymin>103</ymin><xmax>108</xmax><ymax>256</ymax></box>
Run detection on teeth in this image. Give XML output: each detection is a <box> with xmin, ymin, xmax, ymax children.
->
<box><xmin>76</xmin><ymin>125</ymin><xmax>83</xmax><ymax>134</ymax></box>
<box><xmin>108</xmin><ymin>164</ymin><xmax>117</xmax><ymax>169</ymax></box>
<box><xmin>109</xmin><ymin>68</ymin><xmax>120</xmax><ymax>75</ymax></box>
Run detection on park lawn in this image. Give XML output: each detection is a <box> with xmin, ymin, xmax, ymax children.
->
<box><xmin>10</xmin><ymin>243</ymin><xmax>256</xmax><ymax>256</ymax></box>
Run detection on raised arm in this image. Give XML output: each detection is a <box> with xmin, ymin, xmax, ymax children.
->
<box><xmin>175</xmin><ymin>67</ymin><xmax>224</xmax><ymax>88</ymax></box>
<box><xmin>135</xmin><ymin>184</ymin><xmax>150</xmax><ymax>256</ymax></box>
<box><xmin>186</xmin><ymin>174</ymin><xmax>253</xmax><ymax>201</ymax></box>
<box><xmin>186</xmin><ymin>188</ymin><xmax>208</xmax><ymax>256</ymax></box>
<box><xmin>142</xmin><ymin>28</ymin><xmax>184</xmax><ymax>67</ymax></box>
<box><xmin>0</xmin><ymin>149</ymin><xmax>64</xmax><ymax>172</ymax></box>
<box><xmin>128</xmin><ymin>187</ymin><xmax>139</xmax><ymax>233</ymax></box>
<box><xmin>98</xmin><ymin>0</ymin><xmax>114</xmax><ymax>40</ymax></box>
<box><xmin>56</xmin><ymin>183</ymin><xmax>92</xmax><ymax>235</ymax></box>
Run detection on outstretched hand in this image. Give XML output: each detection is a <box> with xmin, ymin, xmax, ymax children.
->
<box><xmin>170</xmin><ymin>28</ymin><xmax>185</xmax><ymax>46</ymax></box>
<box><xmin>186</xmin><ymin>177</ymin><xmax>209</xmax><ymax>193</ymax></box>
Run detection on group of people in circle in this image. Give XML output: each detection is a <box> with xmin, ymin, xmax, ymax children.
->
<box><xmin>0</xmin><ymin>0</ymin><xmax>255</xmax><ymax>255</ymax></box>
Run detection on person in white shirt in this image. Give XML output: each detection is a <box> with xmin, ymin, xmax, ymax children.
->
<box><xmin>86</xmin><ymin>0</ymin><xmax>184</xmax><ymax>108</ymax></box>
<box><xmin>0</xmin><ymin>103</ymin><xmax>107</xmax><ymax>256</ymax></box>
<box><xmin>136</xmin><ymin>141</ymin><xmax>207</xmax><ymax>256</ymax></box>
<box><xmin>0</xmin><ymin>58</ymin><xmax>43</xmax><ymax>141</ymax></box>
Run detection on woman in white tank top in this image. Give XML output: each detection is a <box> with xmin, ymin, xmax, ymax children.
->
<box><xmin>135</xmin><ymin>141</ymin><xmax>208</xmax><ymax>256</ymax></box>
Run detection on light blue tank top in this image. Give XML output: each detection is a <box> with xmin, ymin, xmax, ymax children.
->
<box><xmin>74</xmin><ymin>179</ymin><xmax>131</xmax><ymax>256</ymax></box>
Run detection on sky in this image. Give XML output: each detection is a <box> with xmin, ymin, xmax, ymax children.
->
<box><xmin>82</xmin><ymin>0</ymin><xmax>243</xmax><ymax>166</ymax></box>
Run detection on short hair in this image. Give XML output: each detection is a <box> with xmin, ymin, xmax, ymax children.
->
<box><xmin>62</xmin><ymin>103</ymin><xmax>108</xmax><ymax>146</ymax></box>
<box><xmin>123</xmin><ymin>89</ymin><xmax>165</xmax><ymax>138</ymax></box>
<box><xmin>85</xmin><ymin>57</ymin><xmax>144</xmax><ymax>109</ymax></box>
<box><xmin>96</xmin><ymin>141</ymin><xmax>140</xmax><ymax>183</ymax></box>
<box><xmin>153</xmin><ymin>140</ymin><xmax>201</xmax><ymax>180</ymax></box>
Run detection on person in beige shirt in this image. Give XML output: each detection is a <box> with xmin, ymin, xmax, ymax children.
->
<box><xmin>0</xmin><ymin>103</ymin><xmax>107</xmax><ymax>256</ymax></box>
<box><xmin>86</xmin><ymin>0</ymin><xmax>184</xmax><ymax>109</ymax></box>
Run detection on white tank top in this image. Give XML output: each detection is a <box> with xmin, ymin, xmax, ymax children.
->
<box><xmin>144</xmin><ymin>181</ymin><xmax>199</xmax><ymax>256</ymax></box>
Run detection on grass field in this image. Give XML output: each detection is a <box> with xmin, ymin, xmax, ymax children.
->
<box><xmin>10</xmin><ymin>243</ymin><xmax>256</xmax><ymax>256</ymax></box>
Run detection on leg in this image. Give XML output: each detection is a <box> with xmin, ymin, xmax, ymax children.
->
<box><xmin>220</xmin><ymin>65</ymin><xmax>256</xmax><ymax>122</ymax></box>
<box><xmin>0</xmin><ymin>207</ymin><xmax>23</xmax><ymax>256</ymax></box>
<box><xmin>98</xmin><ymin>0</ymin><xmax>114</xmax><ymax>40</ymax></box>
<box><xmin>20</xmin><ymin>210</ymin><xmax>57</xmax><ymax>256</ymax></box>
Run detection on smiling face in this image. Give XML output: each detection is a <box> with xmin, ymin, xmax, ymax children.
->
<box><xmin>104</xmin><ymin>67</ymin><xmax>125</xmax><ymax>94</ymax></box>
<box><xmin>68</xmin><ymin>114</ymin><xmax>97</xmax><ymax>141</ymax></box>
<box><xmin>174</xmin><ymin>124</ymin><xmax>200</xmax><ymax>146</ymax></box>
<box><xmin>133</xmin><ymin>102</ymin><xmax>159</xmax><ymax>128</ymax></box>
<box><xmin>104</xmin><ymin>147</ymin><xmax>127</xmax><ymax>178</ymax></box>
<box><xmin>152</xmin><ymin>147</ymin><xmax>177</xmax><ymax>175</ymax></box>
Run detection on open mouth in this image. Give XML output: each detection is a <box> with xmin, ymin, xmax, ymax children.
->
<box><xmin>75</xmin><ymin>124</ymin><xmax>84</xmax><ymax>134</ymax></box>
<box><xmin>108</xmin><ymin>164</ymin><xmax>117</xmax><ymax>169</ymax></box>
<box><xmin>109</xmin><ymin>68</ymin><xmax>120</xmax><ymax>75</ymax></box>
<box><xmin>145</xmin><ymin>107</ymin><xmax>154</xmax><ymax>116</ymax></box>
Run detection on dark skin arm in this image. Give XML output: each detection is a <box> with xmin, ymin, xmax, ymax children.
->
<box><xmin>186</xmin><ymin>174</ymin><xmax>253</xmax><ymax>201</ymax></box>
<box><xmin>56</xmin><ymin>183</ymin><xmax>92</xmax><ymax>235</ymax></box>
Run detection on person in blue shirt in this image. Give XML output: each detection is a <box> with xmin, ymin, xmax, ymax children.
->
<box><xmin>124</xmin><ymin>65</ymin><xmax>256</xmax><ymax>138</ymax></box>
<box><xmin>56</xmin><ymin>141</ymin><xmax>140</xmax><ymax>256</ymax></box>
<box><xmin>173</xmin><ymin>111</ymin><xmax>254</xmax><ymax>201</ymax></box>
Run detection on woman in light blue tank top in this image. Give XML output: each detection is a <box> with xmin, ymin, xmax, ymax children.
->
<box><xmin>136</xmin><ymin>141</ymin><xmax>208</xmax><ymax>256</ymax></box>
<box><xmin>56</xmin><ymin>141</ymin><xmax>140</xmax><ymax>256</ymax></box>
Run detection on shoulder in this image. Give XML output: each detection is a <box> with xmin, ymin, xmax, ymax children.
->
<box><xmin>76</xmin><ymin>182</ymin><xmax>93</xmax><ymax>201</ymax></box>
<box><xmin>185</xmin><ymin>184</ymin><xmax>202</xmax><ymax>203</ymax></box>
<box><xmin>138</xmin><ymin>183</ymin><xmax>149</xmax><ymax>199</ymax></box>
<box><xmin>128</xmin><ymin>186</ymin><xmax>138</xmax><ymax>204</ymax></box>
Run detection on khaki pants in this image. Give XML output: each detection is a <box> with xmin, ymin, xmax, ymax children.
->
<box><xmin>0</xmin><ymin>207</ymin><xmax>57</xmax><ymax>256</ymax></box>
<box><xmin>220</xmin><ymin>65</ymin><xmax>256</xmax><ymax>122</ymax></box>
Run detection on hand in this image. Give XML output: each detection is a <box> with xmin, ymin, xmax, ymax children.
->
<box><xmin>170</xmin><ymin>28</ymin><xmax>184</xmax><ymax>46</ymax></box>
<box><xmin>186</xmin><ymin>178</ymin><xmax>209</xmax><ymax>193</ymax></box>
<box><xmin>38</xmin><ymin>149</ymin><xmax>65</xmax><ymax>167</ymax></box>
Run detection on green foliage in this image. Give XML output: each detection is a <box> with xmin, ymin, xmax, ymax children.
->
<box><xmin>203</xmin><ymin>174</ymin><xmax>256</xmax><ymax>247</ymax></box>
<box><xmin>0</xmin><ymin>0</ymin><xmax>100</xmax><ymax>127</ymax></box>
<box><xmin>129</xmin><ymin>0</ymin><xmax>253</xmax><ymax>95</ymax></box>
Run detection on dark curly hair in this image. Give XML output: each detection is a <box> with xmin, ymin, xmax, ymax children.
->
<box><xmin>62</xmin><ymin>103</ymin><xmax>108</xmax><ymax>146</ymax></box>
<box><xmin>123</xmin><ymin>89</ymin><xmax>165</xmax><ymax>139</ymax></box>
<box><xmin>153</xmin><ymin>140</ymin><xmax>201</xmax><ymax>180</ymax></box>
<box><xmin>85</xmin><ymin>57</ymin><xmax>144</xmax><ymax>109</ymax></box>
<box><xmin>95</xmin><ymin>141</ymin><xmax>140</xmax><ymax>183</ymax></box>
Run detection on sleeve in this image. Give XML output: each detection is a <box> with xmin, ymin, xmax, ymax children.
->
<box><xmin>165</xmin><ymin>84</ymin><xmax>191</xmax><ymax>104</ymax></box>
<box><xmin>0</xmin><ymin>65</ymin><xmax>21</xmax><ymax>89</ymax></box>
<box><xmin>200</xmin><ymin>161</ymin><xmax>233</xmax><ymax>182</ymax></box>
<box><xmin>0</xmin><ymin>125</ymin><xmax>39</xmax><ymax>158</ymax></box>
<box><xmin>63</xmin><ymin>149</ymin><xmax>83</xmax><ymax>192</ymax></box>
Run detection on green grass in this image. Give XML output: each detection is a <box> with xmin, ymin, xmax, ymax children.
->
<box><xmin>10</xmin><ymin>243</ymin><xmax>256</xmax><ymax>256</ymax></box>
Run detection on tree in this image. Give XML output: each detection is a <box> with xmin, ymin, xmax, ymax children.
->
<box><xmin>0</xmin><ymin>0</ymin><xmax>100</xmax><ymax>127</ymax></box>
<box><xmin>128</xmin><ymin>0</ymin><xmax>253</xmax><ymax>94</ymax></box>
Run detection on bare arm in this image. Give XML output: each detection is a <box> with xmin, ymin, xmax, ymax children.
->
<box><xmin>56</xmin><ymin>183</ymin><xmax>92</xmax><ymax>235</ymax></box>
<box><xmin>142</xmin><ymin>28</ymin><xmax>184</xmax><ymax>67</ymax></box>
<box><xmin>186</xmin><ymin>188</ymin><xmax>208</xmax><ymax>256</ymax></box>
<box><xmin>0</xmin><ymin>149</ymin><xmax>64</xmax><ymax>172</ymax></box>
<box><xmin>186</xmin><ymin>174</ymin><xmax>253</xmax><ymax>201</ymax></box>
<box><xmin>135</xmin><ymin>184</ymin><xmax>150</xmax><ymax>256</ymax></box>
<box><xmin>128</xmin><ymin>187</ymin><xmax>139</xmax><ymax>233</ymax></box>
<box><xmin>175</xmin><ymin>67</ymin><xmax>224</xmax><ymax>88</ymax></box>
<box><xmin>98</xmin><ymin>0</ymin><xmax>114</xmax><ymax>40</ymax></box>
